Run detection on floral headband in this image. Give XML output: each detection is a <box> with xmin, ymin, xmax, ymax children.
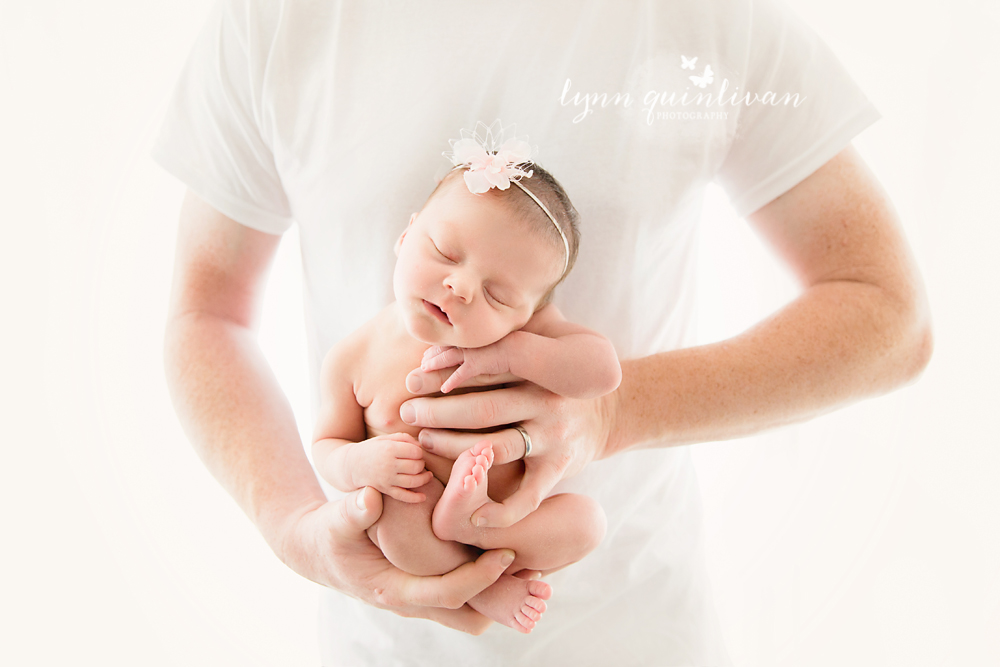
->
<box><xmin>443</xmin><ymin>120</ymin><xmax>570</xmax><ymax>276</ymax></box>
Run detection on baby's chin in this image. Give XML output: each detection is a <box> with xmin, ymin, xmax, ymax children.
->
<box><xmin>402</xmin><ymin>319</ymin><xmax>487</xmax><ymax>349</ymax></box>
<box><xmin>399</xmin><ymin>310</ymin><xmax>451</xmax><ymax>346</ymax></box>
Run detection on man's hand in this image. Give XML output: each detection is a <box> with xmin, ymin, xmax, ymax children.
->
<box><xmin>399</xmin><ymin>375</ymin><xmax>617</xmax><ymax>528</ymax></box>
<box><xmin>279</xmin><ymin>486</ymin><xmax>516</xmax><ymax>635</ymax></box>
<box><xmin>419</xmin><ymin>341</ymin><xmax>513</xmax><ymax>394</ymax></box>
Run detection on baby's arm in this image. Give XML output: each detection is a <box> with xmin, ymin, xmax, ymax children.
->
<box><xmin>312</xmin><ymin>342</ymin><xmax>434</xmax><ymax>503</ymax></box>
<box><xmin>421</xmin><ymin>304</ymin><xmax>621</xmax><ymax>399</ymax></box>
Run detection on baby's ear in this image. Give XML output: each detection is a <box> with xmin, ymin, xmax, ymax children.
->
<box><xmin>394</xmin><ymin>213</ymin><xmax>417</xmax><ymax>256</ymax></box>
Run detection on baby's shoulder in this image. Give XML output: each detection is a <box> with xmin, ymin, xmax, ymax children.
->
<box><xmin>320</xmin><ymin>303</ymin><xmax>417</xmax><ymax>392</ymax></box>
<box><xmin>320</xmin><ymin>306</ymin><xmax>393</xmax><ymax>386</ymax></box>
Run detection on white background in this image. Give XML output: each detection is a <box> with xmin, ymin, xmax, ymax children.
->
<box><xmin>3</xmin><ymin>0</ymin><xmax>998</xmax><ymax>665</ymax></box>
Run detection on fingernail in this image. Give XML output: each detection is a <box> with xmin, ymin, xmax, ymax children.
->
<box><xmin>400</xmin><ymin>403</ymin><xmax>416</xmax><ymax>424</ymax></box>
<box><xmin>418</xmin><ymin>432</ymin><xmax>433</xmax><ymax>451</ymax></box>
<box><xmin>501</xmin><ymin>550</ymin><xmax>515</xmax><ymax>566</ymax></box>
<box><xmin>356</xmin><ymin>490</ymin><xmax>367</xmax><ymax>511</ymax></box>
<box><xmin>405</xmin><ymin>374</ymin><xmax>422</xmax><ymax>393</ymax></box>
<box><xmin>476</xmin><ymin>516</ymin><xmax>487</xmax><ymax>527</ymax></box>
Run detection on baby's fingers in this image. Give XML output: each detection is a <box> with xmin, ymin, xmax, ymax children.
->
<box><xmin>422</xmin><ymin>345</ymin><xmax>453</xmax><ymax>361</ymax></box>
<box><xmin>394</xmin><ymin>457</ymin><xmax>427</xmax><ymax>475</ymax></box>
<box><xmin>421</xmin><ymin>347</ymin><xmax>465</xmax><ymax>372</ymax></box>
<box><xmin>440</xmin><ymin>363</ymin><xmax>476</xmax><ymax>394</ymax></box>
<box><xmin>392</xmin><ymin>440</ymin><xmax>425</xmax><ymax>460</ymax></box>
<box><xmin>395</xmin><ymin>470</ymin><xmax>435</xmax><ymax>489</ymax></box>
<box><xmin>386</xmin><ymin>486</ymin><xmax>429</xmax><ymax>503</ymax></box>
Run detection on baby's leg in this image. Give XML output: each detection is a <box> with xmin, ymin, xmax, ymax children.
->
<box><xmin>432</xmin><ymin>441</ymin><xmax>607</xmax><ymax>573</ymax></box>
<box><xmin>368</xmin><ymin>476</ymin><xmax>553</xmax><ymax>633</ymax></box>
<box><xmin>367</xmin><ymin>476</ymin><xmax>474</xmax><ymax>575</ymax></box>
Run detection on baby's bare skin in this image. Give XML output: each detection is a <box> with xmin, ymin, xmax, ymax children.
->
<box><xmin>318</xmin><ymin>304</ymin><xmax>583</xmax><ymax>632</ymax></box>
<box><xmin>351</xmin><ymin>305</ymin><xmax>525</xmax><ymax>499</ymax></box>
<box><xmin>312</xmin><ymin>180</ymin><xmax>615</xmax><ymax>633</ymax></box>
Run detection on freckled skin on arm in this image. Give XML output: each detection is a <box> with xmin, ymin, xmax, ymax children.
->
<box><xmin>606</xmin><ymin>143</ymin><xmax>933</xmax><ymax>453</ymax></box>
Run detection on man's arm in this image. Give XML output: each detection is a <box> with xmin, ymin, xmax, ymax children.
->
<box><xmin>403</xmin><ymin>144</ymin><xmax>933</xmax><ymax>526</ymax></box>
<box><xmin>163</xmin><ymin>190</ymin><xmax>513</xmax><ymax>632</ymax></box>
<box><xmin>606</xmin><ymin>143</ymin><xmax>932</xmax><ymax>452</ymax></box>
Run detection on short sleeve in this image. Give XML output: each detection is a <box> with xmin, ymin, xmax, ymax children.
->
<box><xmin>715</xmin><ymin>0</ymin><xmax>881</xmax><ymax>218</ymax></box>
<box><xmin>151</xmin><ymin>0</ymin><xmax>293</xmax><ymax>235</ymax></box>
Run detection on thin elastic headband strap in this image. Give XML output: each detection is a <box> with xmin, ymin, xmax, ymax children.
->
<box><xmin>511</xmin><ymin>179</ymin><xmax>570</xmax><ymax>277</ymax></box>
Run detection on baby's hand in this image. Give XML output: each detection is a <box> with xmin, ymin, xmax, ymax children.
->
<box><xmin>421</xmin><ymin>341</ymin><xmax>512</xmax><ymax>394</ymax></box>
<box><xmin>348</xmin><ymin>433</ymin><xmax>434</xmax><ymax>503</ymax></box>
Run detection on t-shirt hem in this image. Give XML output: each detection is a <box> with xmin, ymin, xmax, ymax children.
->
<box><xmin>150</xmin><ymin>146</ymin><xmax>295</xmax><ymax>236</ymax></box>
<box><xmin>729</xmin><ymin>103</ymin><xmax>882</xmax><ymax>218</ymax></box>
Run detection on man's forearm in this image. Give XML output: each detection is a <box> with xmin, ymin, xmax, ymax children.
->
<box><xmin>605</xmin><ymin>279</ymin><xmax>933</xmax><ymax>455</ymax></box>
<box><xmin>163</xmin><ymin>311</ymin><xmax>326</xmax><ymax>555</ymax></box>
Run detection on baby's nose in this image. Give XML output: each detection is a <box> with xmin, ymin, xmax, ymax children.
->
<box><xmin>444</xmin><ymin>272</ymin><xmax>474</xmax><ymax>302</ymax></box>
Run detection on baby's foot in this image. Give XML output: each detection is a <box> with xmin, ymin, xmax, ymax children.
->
<box><xmin>469</xmin><ymin>574</ymin><xmax>552</xmax><ymax>634</ymax></box>
<box><xmin>431</xmin><ymin>440</ymin><xmax>495</xmax><ymax>542</ymax></box>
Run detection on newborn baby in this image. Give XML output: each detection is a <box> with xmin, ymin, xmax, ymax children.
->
<box><xmin>312</xmin><ymin>122</ymin><xmax>620</xmax><ymax>633</ymax></box>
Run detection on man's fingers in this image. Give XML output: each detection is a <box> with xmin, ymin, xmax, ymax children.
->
<box><xmin>415</xmin><ymin>605</ymin><xmax>494</xmax><ymax>636</ymax></box>
<box><xmin>396</xmin><ymin>548</ymin><xmax>515</xmax><ymax>609</ymax></box>
<box><xmin>463</xmin><ymin>372</ymin><xmax>521</xmax><ymax>386</ymax></box>
<box><xmin>405</xmin><ymin>367</ymin><xmax>455</xmax><ymax>394</ymax></box>
<box><xmin>400</xmin><ymin>385</ymin><xmax>538</xmax><ymax>430</ymax></box>
<box><xmin>512</xmin><ymin>569</ymin><xmax>543</xmax><ymax>580</ymax></box>
<box><xmin>405</xmin><ymin>368</ymin><xmax>523</xmax><ymax>395</ymax></box>
<box><xmin>472</xmin><ymin>463</ymin><xmax>562</xmax><ymax>527</ymax></box>
<box><xmin>418</xmin><ymin>427</ymin><xmax>525</xmax><ymax>464</ymax></box>
<box><xmin>329</xmin><ymin>487</ymin><xmax>384</xmax><ymax>537</ymax></box>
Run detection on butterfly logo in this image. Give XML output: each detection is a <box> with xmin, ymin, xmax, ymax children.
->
<box><xmin>680</xmin><ymin>55</ymin><xmax>698</xmax><ymax>70</ymax></box>
<box><xmin>689</xmin><ymin>64</ymin><xmax>714</xmax><ymax>88</ymax></box>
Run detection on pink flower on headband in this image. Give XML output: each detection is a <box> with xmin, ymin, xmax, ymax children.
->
<box><xmin>444</xmin><ymin>120</ymin><xmax>536</xmax><ymax>194</ymax></box>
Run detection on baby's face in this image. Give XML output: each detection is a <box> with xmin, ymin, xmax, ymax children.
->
<box><xmin>393</xmin><ymin>182</ymin><xmax>563</xmax><ymax>348</ymax></box>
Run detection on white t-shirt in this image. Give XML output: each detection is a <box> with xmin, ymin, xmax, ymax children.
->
<box><xmin>152</xmin><ymin>0</ymin><xmax>879</xmax><ymax>664</ymax></box>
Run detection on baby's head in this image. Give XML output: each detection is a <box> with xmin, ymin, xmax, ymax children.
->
<box><xmin>393</xmin><ymin>161</ymin><xmax>580</xmax><ymax>348</ymax></box>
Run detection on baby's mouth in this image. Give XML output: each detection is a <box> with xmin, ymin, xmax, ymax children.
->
<box><xmin>423</xmin><ymin>300</ymin><xmax>452</xmax><ymax>325</ymax></box>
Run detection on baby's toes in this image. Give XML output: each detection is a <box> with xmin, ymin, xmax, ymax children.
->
<box><xmin>513</xmin><ymin>610</ymin><xmax>536</xmax><ymax>633</ymax></box>
<box><xmin>520</xmin><ymin>601</ymin><xmax>542</xmax><ymax>622</ymax></box>
<box><xmin>524</xmin><ymin>595</ymin><xmax>547</xmax><ymax>615</ymax></box>
<box><xmin>526</xmin><ymin>579</ymin><xmax>552</xmax><ymax>601</ymax></box>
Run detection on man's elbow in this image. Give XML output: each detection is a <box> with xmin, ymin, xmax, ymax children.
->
<box><xmin>162</xmin><ymin>310</ymin><xmax>223</xmax><ymax>392</ymax></box>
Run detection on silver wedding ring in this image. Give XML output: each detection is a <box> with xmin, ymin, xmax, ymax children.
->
<box><xmin>514</xmin><ymin>424</ymin><xmax>532</xmax><ymax>459</ymax></box>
